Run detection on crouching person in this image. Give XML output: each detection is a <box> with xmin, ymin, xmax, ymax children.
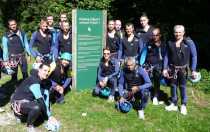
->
<box><xmin>10</xmin><ymin>63</ymin><xmax>58</xmax><ymax>131</ymax></box>
<box><xmin>93</xmin><ymin>48</ymin><xmax>120</xmax><ymax>102</ymax></box>
<box><xmin>49</xmin><ymin>52</ymin><xmax>71</xmax><ymax>104</ymax></box>
<box><xmin>118</xmin><ymin>57</ymin><xmax>152</xmax><ymax>120</ymax></box>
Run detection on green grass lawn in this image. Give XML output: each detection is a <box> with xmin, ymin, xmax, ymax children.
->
<box><xmin>0</xmin><ymin>71</ymin><xmax>210</xmax><ymax>132</ymax></box>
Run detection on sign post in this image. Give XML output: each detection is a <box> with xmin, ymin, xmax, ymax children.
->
<box><xmin>72</xmin><ymin>9</ymin><xmax>107</xmax><ymax>90</ymax></box>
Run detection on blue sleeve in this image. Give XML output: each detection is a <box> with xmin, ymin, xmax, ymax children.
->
<box><xmin>29</xmin><ymin>84</ymin><xmax>43</xmax><ymax>99</ymax></box>
<box><xmin>163</xmin><ymin>49</ymin><xmax>169</xmax><ymax>69</ymax></box>
<box><xmin>51</xmin><ymin>80</ymin><xmax>58</xmax><ymax>90</ymax></box>
<box><xmin>117</xmin><ymin>38</ymin><xmax>122</xmax><ymax>60</ymax></box>
<box><xmin>138</xmin><ymin>67</ymin><xmax>152</xmax><ymax>90</ymax></box>
<box><xmin>97</xmin><ymin>64</ymin><xmax>104</xmax><ymax>82</ymax></box>
<box><xmin>118</xmin><ymin>39</ymin><xmax>123</xmax><ymax>59</ymax></box>
<box><xmin>29</xmin><ymin>32</ymin><xmax>39</xmax><ymax>57</ymax></box>
<box><xmin>62</xmin><ymin>78</ymin><xmax>71</xmax><ymax>89</ymax></box>
<box><xmin>43</xmin><ymin>89</ymin><xmax>52</xmax><ymax>117</ymax></box>
<box><xmin>2</xmin><ymin>36</ymin><xmax>9</xmax><ymax>61</ymax></box>
<box><xmin>23</xmin><ymin>33</ymin><xmax>31</xmax><ymax>55</ymax></box>
<box><xmin>138</xmin><ymin>38</ymin><xmax>144</xmax><ymax>54</ymax></box>
<box><xmin>108</xmin><ymin>59</ymin><xmax>120</xmax><ymax>79</ymax></box>
<box><xmin>187</xmin><ymin>39</ymin><xmax>197</xmax><ymax>71</ymax></box>
<box><xmin>118</xmin><ymin>70</ymin><xmax>125</xmax><ymax>97</ymax></box>
<box><xmin>53</xmin><ymin>32</ymin><xmax>59</xmax><ymax>59</ymax></box>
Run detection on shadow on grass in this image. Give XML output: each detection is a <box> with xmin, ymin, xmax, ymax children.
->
<box><xmin>0</xmin><ymin>79</ymin><xmax>23</xmax><ymax>107</ymax></box>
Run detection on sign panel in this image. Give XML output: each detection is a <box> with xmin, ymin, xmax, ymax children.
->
<box><xmin>72</xmin><ymin>9</ymin><xmax>107</xmax><ymax>90</ymax></box>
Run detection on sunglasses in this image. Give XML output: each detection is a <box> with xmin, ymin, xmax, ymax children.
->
<box><xmin>103</xmin><ymin>53</ymin><xmax>110</xmax><ymax>55</ymax></box>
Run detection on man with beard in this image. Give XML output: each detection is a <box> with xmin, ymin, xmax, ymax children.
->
<box><xmin>106</xmin><ymin>20</ymin><xmax>121</xmax><ymax>59</ymax></box>
<box><xmin>2</xmin><ymin>19</ymin><xmax>31</xmax><ymax>81</ymax></box>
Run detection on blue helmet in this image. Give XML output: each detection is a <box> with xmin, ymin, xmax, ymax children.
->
<box><xmin>60</xmin><ymin>52</ymin><xmax>72</xmax><ymax>61</ymax></box>
<box><xmin>116</xmin><ymin>101</ymin><xmax>132</xmax><ymax>113</ymax></box>
<box><xmin>99</xmin><ymin>87</ymin><xmax>111</xmax><ymax>97</ymax></box>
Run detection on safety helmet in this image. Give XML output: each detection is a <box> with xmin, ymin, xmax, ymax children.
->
<box><xmin>60</xmin><ymin>52</ymin><xmax>72</xmax><ymax>61</ymax></box>
<box><xmin>189</xmin><ymin>72</ymin><xmax>201</xmax><ymax>83</ymax></box>
<box><xmin>99</xmin><ymin>87</ymin><xmax>111</xmax><ymax>97</ymax></box>
<box><xmin>116</xmin><ymin>101</ymin><xmax>132</xmax><ymax>113</ymax></box>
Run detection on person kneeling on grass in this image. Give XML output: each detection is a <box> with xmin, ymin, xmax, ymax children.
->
<box><xmin>118</xmin><ymin>57</ymin><xmax>152</xmax><ymax>120</ymax></box>
<box><xmin>93</xmin><ymin>47</ymin><xmax>120</xmax><ymax>102</ymax></box>
<box><xmin>49</xmin><ymin>52</ymin><xmax>71</xmax><ymax>104</ymax></box>
<box><xmin>10</xmin><ymin>63</ymin><xmax>58</xmax><ymax>132</ymax></box>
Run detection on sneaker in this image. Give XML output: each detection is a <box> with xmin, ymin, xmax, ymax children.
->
<box><xmin>138</xmin><ymin>110</ymin><xmax>145</xmax><ymax>120</ymax></box>
<box><xmin>108</xmin><ymin>95</ymin><xmax>114</xmax><ymax>102</ymax></box>
<box><xmin>165</xmin><ymin>103</ymin><xmax>178</xmax><ymax>111</ymax></box>
<box><xmin>0</xmin><ymin>107</ymin><xmax>5</xmax><ymax>113</ymax></box>
<box><xmin>152</xmin><ymin>97</ymin><xmax>159</xmax><ymax>105</ymax></box>
<box><xmin>180</xmin><ymin>104</ymin><xmax>187</xmax><ymax>115</ymax></box>
<box><xmin>27</xmin><ymin>125</ymin><xmax>35</xmax><ymax>132</ymax></box>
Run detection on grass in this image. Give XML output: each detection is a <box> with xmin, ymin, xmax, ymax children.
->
<box><xmin>0</xmin><ymin>70</ymin><xmax>210</xmax><ymax>132</ymax></box>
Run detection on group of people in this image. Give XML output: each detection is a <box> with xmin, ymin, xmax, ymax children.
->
<box><xmin>0</xmin><ymin>13</ymin><xmax>72</xmax><ymax>131</ymax></box>
<box><xmin>93</xmin><ymin>13</ymin><xmax>198</xmax><ymax>120</ymax></box>
<box><xmin>0</xmin><ymin>12</ymin><xmax>199</xmax><ymax>131</ymax></box>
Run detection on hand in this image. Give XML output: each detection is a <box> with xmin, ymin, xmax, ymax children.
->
<box><xmin>36</xmin><ymin>56</ymin><xmax>42</xmax><ymax>63</ymax></box>
<box><xmin>131</xmin><ymin>86</ymin><xmax>139</xmax><ymax>94</ymax></box>
<box><xmin>119</xmin><ymin>97</ymin><xmax>126</xmax><ymax>102</ymax></box>
<box><xmin>163</xmin><ymin>69</ymin><xmax>169</xmax><ymax>78</ymax></box>
<box><xmin>99</xmin><ymin>80</ymin><xmax>107</xmax><ymax>88</ymax></box>
<box><xmin>55</xmin><ymin>85</ymin><xmax>64</xmax><ymax>94</ymax></box>
<box><xmin>191</xmin><ymin>71</ymin><xmax>197</xmax><ymax>79</ymax></box>
<box><xmin>49</xmin><ymin>116</ymin><xmax>58</xmax><ymax>123</ymax></box>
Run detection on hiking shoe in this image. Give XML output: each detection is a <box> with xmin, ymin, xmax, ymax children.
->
<box><xmin>138</xmin><ymin>110</ymin><xmax>145</xmax><ymax>120</ymax></box>
<box><xmin>180</xmin><ymin>104</ymin><xmax>187</xmax><ymax>115</ymax></box>
<box><xmin>165</xmin><ymin>103</ymin><xmax>178</xmax><ymax>111</ymax></box>
<box><xmin>152</xmin><ymin>97</ymin><xmax>159</xmax><ymax>105</ymax></box>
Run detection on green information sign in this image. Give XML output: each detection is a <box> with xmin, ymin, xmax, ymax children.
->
<box><xmin>72</xmin><ymin>9</ymin><xmax>107</xmax><ymax>90</ymax></box>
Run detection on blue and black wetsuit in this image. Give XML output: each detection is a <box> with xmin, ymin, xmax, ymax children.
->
<box><xmin>11</xmin><ymin>71</ymin><xmax>51</xmax><ymax>126</ymax></box>
<box><xmin>49</xmin><ymin>60</ymin><xmax>71</xmax><ymax>103</ymax></box>
<box><xmin>54</xmin><ymin>31</ymin><xmax>72</xmax><ymax>59</ymax></box>
<box><xmin>136</xmin><ymin>26</ymin><xmax>154</xmax><ymax>44</ymax></box>
<box><xmin>118</xmin><ymin>66</ymin><xmax>152</xmax><ymax>110</ymax></box>
<box><xmin>106</xmin><ymin>33</ymin><xmax>121</xmax><ymax>59</ymax></box>
<box><xmin>163</xmin><ymin>37</ymin><xmax>197</xmax><ymax>105</ymax></box>
<box><xmin>94</xmin><ymin>58</ymin><xmax>120</xmax><ymax>96</ymax></box>
<box><xmin>118</xmin><ymin>35</ymin><xmax>144</xmax><ymax>60</ymax></box>
<box><xmin>144</xmin><ymin>41</ymin><xmax>166</xmax><ymax>98</ymax></box>
<box><xmin>29</xmin><ymin>30</ymin><xmax>55</xmax><ymax>62</ymax></box>
<box><xmin>1</xmin><ymin>30</ymin><xmax>31</xmax><ymax>80</ymax></box>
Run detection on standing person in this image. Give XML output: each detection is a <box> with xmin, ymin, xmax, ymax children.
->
<box><xmin>93</xmin><ymin>48</ymin><xmax>120</xmax><ymax>102</ymax></box>
<box><xmin>143</xmin><ymin>27</ymin><xmax>166</xmax><ymax>105</ymax></box>
<box><xmin>163</xmin><ymin>25</ymin><xmax>197</xmax><ymax>115</ymax></box>
<box><xmin>106</xmin><ymin>20</ymin><xmax>121</xmax><ymax>59</ymax></box>
<box><xmin>1</xmin><ymin>19</ymin><xmax>31</xmax><ymax>81</ymax></box>
<box><xmin>115</xmin><ymin>19</ymin><xmax>125</xmax><ymax>39</ymax></box>
<box><xmin>136</xmin><ymin>13</ymin><xmax>154</xmax><ymax>44</ymax></box>
<box><xmin>47</xmin><ymin>15</ymin><xmax>58</xmax><ymax>49</ymax></box>
<box><xmin>118</xmin><ymin>57</ymin><xmax>152</xmax><ymax>120</ymax></box>
<box><xmin>29</xmin><ymin>18</ymin><xmax>55</xmax><ymax>63</ymax></box>
<box><xmin>55</xmin><ymin>21</ymin><xmax>72</xmax><ymax>59</ymax></box>
<box><xmin>11</xmin><ymin>63</ymin><xmax>58</xmax><ymax>131</ymax></box>
<box><xmin>118</xmin><ymin>23</ymin><xmax>144</xmax><ymax>61</ymax></box>
<box><xmin>59</xmin><ymin>12</ymin><xmax>68</xmax><ymax>28</ymax></box>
